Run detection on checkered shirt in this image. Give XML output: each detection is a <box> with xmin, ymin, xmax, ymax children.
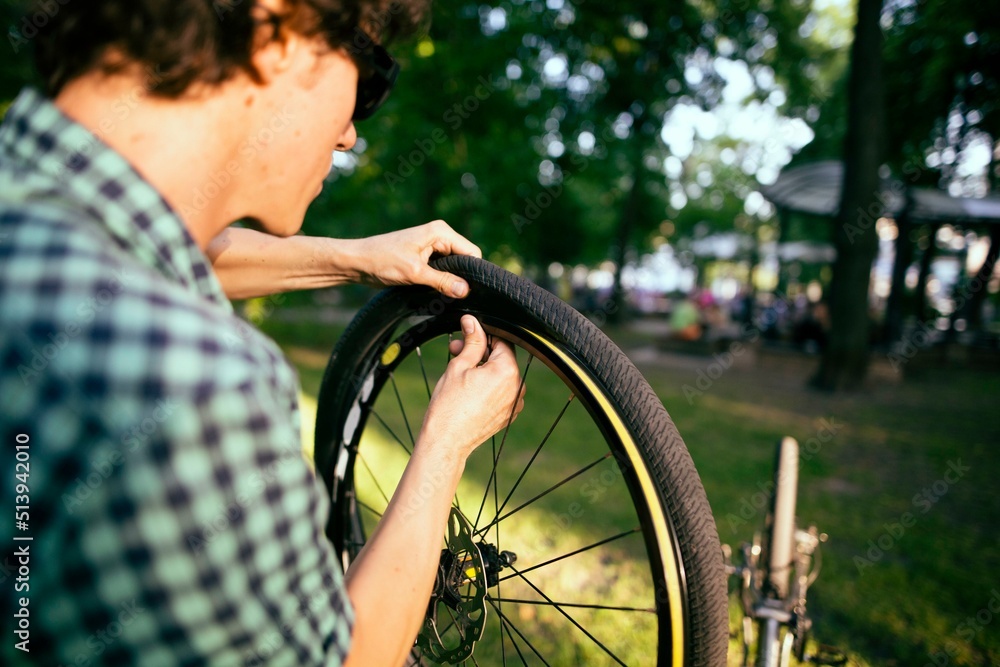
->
<box><xmin>0</xmin><ymin>88</ymin><xmax>353</xmax><ymax>665</ymax></box>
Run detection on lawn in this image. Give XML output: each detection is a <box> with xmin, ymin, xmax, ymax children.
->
<box><xmin>259</xmin><ymin>311</ymin><xmax>1000</xmax><ymax>667</ymax></box>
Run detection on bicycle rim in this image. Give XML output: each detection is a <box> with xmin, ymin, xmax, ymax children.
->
<box><xmin>315</xmin><ymin>256</ymin><xmax>727</xmax><ymax>666</ymax></box>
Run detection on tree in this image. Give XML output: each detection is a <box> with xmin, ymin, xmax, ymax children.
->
<box><xmin>880</xmin><ymin>0</ymin><xmax>1000</xmax><ymax>340</ymax></box>
<box><xmin>812</xmin><ymin>0</ymin><xmax>885</xmax><ymax>390</ymax></box>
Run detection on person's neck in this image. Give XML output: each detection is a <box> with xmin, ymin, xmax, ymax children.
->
<box><xmin>54</xmin><ymin>72</ymin><xmax>249</xmax><ymax>250</ymax></box>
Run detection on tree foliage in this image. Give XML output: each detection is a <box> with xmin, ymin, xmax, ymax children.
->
<box><xmin>883</xmin><ymin>0</ymin><xmax>1000</xmax><ymax>191</ymax></box>
<box><xmin>309</xmin><ymin>0</ymin><xmax>842</xmax><ymax>271</ymax></box>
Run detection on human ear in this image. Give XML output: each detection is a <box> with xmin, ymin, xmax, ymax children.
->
<box><xmin>249</xmin><ymin>33</ymin><xmax>302</xmax><ymax>85</ymax></box>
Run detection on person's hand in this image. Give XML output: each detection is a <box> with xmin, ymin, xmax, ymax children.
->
<box><xmin>350</xmin><ymin>221</ymin><xmax>481</xmax><ymax>299</ymax></box>
<box><xmin>419</xmin><ymin>315</ymin><xmax>525</xmax><ymax>460</ymax></box>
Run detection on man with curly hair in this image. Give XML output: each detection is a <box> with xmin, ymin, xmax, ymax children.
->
<box><xmin>0</xmin><ymin>1</ymin><xmax>523</xmax><ymax>664</ymax></box>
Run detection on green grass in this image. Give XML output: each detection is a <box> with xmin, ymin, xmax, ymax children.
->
<box><xmin>261</xmin><ymin>311</ymin><xmax>1000</xmax><ymax>667</ymax></box>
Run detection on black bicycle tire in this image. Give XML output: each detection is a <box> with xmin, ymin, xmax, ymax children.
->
<box><xmin>314</xmin><ymin>255</ymin><xmax>727</xmax><ymax>666</ymax></box>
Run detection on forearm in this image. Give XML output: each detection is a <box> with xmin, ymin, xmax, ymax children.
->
<box><xmin>342</xmin><ymin>444</ymin><xmax>465</xmax><ymax>667</ymax></box>
<box><xmin>206</xmin><ymin>227</ymin><xmax>365</xmax><ymax>299</ymax></box>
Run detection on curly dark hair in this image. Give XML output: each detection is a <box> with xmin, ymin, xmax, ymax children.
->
<box><xmin>32</xmin><ymin>0</ymin><xmax>430</xmax><ymax>97</ymax></box>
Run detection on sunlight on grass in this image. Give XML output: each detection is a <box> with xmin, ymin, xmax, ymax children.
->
<box><xmin>354</xmin><ymin>421</ymin><xmax>659</xmax><ymax>666</ymax></box>
<box><xmin>298</xmin><ymin>390</ymin><xmax>317</xmax><ymax>466</ymax></box>
<box><xmin>274</xmin><ymin>317</ymin><xmax>1000</xmax><ymax>667</ymax></box>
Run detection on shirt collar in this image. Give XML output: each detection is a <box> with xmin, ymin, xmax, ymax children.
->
<box><xmin>0</xmin><ymin>87</ymin><xmax>231</xmax><ymax>310</ymax></box>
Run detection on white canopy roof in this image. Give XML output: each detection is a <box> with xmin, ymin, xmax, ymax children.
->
<box><xmin>761</xmin><ymin>160</ymin><xmax>1000</xmax><ymax>224</ymax></box>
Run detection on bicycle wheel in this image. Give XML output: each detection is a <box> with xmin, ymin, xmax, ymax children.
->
<box><xmin>315</xmin><ymin>256</ymin><xmax>727</xmax><ymax>666</ymax></box>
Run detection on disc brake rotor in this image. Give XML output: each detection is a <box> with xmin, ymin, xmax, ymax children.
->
<box><xmin>415</xmin><ymin>507</ymin><xmax>489</xmax><ymax>663</ymax></box>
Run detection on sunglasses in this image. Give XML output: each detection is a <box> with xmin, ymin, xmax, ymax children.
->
<box><xmin>254</xmin><ymin>7</ymin><xmax>398</xmax><ymax>122</ymax></box>
<box><xmin>349</xmin><ymin>37</ymin><xmax>399</xmax><ymax>122</ymax></box>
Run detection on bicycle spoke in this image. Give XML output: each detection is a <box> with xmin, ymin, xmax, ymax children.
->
<box><xmin>498</xmin><ymin>527</ymin><xmax>641</xmax><ymax>583</ymax></box>
<box><xmin>436</xmin><ymin>618</ymin><xmax>456</xmax><ymax>640</ymax></box>
<box><xmin>497</xmin><ymin>608</ymin><xmax>530</xmax><ymax>667</ymax></box>
<box><xmin>415</xmin><ymin>345</ymin><xmax>432</xmax><ymax>400</ymax></box>
<box><xmin>474</xmin><ymin>434</ymin><xmax>498</xmax><ymax>530</ymax></box>
<box><xmin>355</xmin><ymin>498</ymin><xmax>384</xmax><ymax>520</ymax></box>
<box><xmin>389</xmin><ymin>372</ymin><xmax>416</xmax><ymax>447</ymax></box>
<box><xmin>443</xmin><ymin>605</ymin><xmax>465</xmax><ymax>641</ymax></box>
<box><xmin>494</xmin><ymin>438</ymin><xmax>506</xmax><ymax>667</ymax></box>
<box><xmin>475</xmin><ymin>453</ymin><xmax>611</xmax><ymax>537</ymax></box>
<box><xmin>474</xmin><ymin>356</ymin><xmax>533</xmax><ymax>532</ymax></box>
<box><xmin>370</xmin><ymin>409</ymin><xmax>412</xmax><ymax>456</ymax></box>
<box><xmin>357</xmin><ymin>453</ymin><xmax>391</xmax><ymax>508</ymax></box>
<box><xmin>508</xmin><ymin>566</ymin><xmax>627</xmax><ymax>667</ymax></box>
<box><xmin>487</xmin><ymin>597</ymin><xmax>552</xmax><ymax>667</ymax></box>
<box><xmin>494</xmin><ymin>394</ymin><xmax>575</xmax><ymax>522</ymax></box>
<box><xmin>489</xmin><ymin>598</ymin><xmax>656</xmax><ymax>613</ymax></box>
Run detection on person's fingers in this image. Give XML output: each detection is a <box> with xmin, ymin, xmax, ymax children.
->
<box><xmin>509</xmin><ymin>387</ymin><xmax>526</xmax><ymax>423</ymax></box>
<box><xmin>448</xmin><ymin>338</ymin><xmax>464</xmax><ymax>357</ymax></box>
<box><xmin>418</xmin><ymin>264</ymin><xmax>470</xmax><ymax>299</ymax></box>
<box><xmin>484</xmin><ymin>338</ymin><xmax>517</xmax><ymax>367</ymax></box>
<box><xmin>451</xmin><ymin>315</ymin><xmax>487</xmax><ymax>369</ymax></box>
<box><xmin>429</xmin><ymin>220</ymin><xmax>483</xmax><ymax>259</ymax></box>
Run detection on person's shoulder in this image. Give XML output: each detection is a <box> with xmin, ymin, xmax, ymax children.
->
<box><xmin>0</xmin><ymin>204</ymin><xmax>294</xmax><ymax>404</ymax></box>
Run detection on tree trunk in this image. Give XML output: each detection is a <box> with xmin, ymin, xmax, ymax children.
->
<box><xmin>812</xmin><ymin>0</ymin><xmax>885</xmax><ymax>390</ymax></box>
<box><xmin>884</xmin><ymin>195</ymin><xmax>914</xmax><ymax>344</ymax></box>
<box><xmin>914</xmin><ymin>225</ymin><xmax>938</xmax><ymax>322</ymax></box>
<box><xmin>967</xmin><ymin>226</ymin><xmax>1000</xmax><ymax>330</ymax></box>
<box><xmin>776</xmin><ymin>207</ymin><xmax>791</xmax><ymax>296</ymax></box>
<box><xmin>609</xmin><ymin>132</ymin><xmax>644</xmax><ymax>324</ymax></box>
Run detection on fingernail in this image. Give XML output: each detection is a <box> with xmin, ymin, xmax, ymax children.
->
<box><xmin>453</xmin><ymin>281</ymin><xmax>469</xmax><ymax>298</ymax></box>
<box><xmin>462</xmin><ymin>316</ymin><xmax>475</xmax><ymax>335</ymax></box>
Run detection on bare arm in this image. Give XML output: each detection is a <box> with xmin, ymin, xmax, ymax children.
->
<box><xmin>206</xmin><ymin>221</ymin><xmax>481</xmax><ymax>300</ymax></box>
<box><xmin>342</xmin><ymin>315</ymin><xmax>524</xmax><ymax>667</ymax></box>
<box><xmin>205</xmin><ymin>227</ymin><xmax>354</xmax><ymax>298</ymax></box>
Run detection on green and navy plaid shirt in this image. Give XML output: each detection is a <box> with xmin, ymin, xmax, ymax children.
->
<box><xmin>0</xmin><ymin>89</ymin><xmax>353</xmax><ymax>665</ymax></box>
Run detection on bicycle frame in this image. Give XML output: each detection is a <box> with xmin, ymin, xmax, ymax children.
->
<box><xmin>725</xmin><ymin>437</ymin><xmax>836</xmax><ymax>667</ymax></box>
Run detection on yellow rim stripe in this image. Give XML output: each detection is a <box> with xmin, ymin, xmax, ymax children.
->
<box><xmin>524</xmin><ymin>330</ymin><xmax>685</xmax><ymax>667</ymax></box>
